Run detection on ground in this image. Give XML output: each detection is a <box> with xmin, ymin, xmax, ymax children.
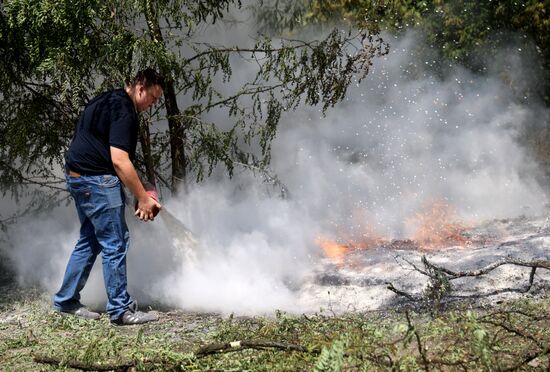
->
<box><xmin>0</xmin><ymin>280</ymin><xmax>549</xmax><ymax>371</ymax></box>
<box><xmin>1</xmin><ymin>214</ymin><xmax>549</xmax><ymax>370</ymax></box>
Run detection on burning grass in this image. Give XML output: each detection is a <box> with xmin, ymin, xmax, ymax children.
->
<box><xmin>0</xmin><ymin>287</ymin><xmax>548</xmax><ymax>371</ymax></box>
<box><xmin>316</xmin><ymin>201</ymin><xmax>492</xmax><ymax>267</ymax></box>
<box><xmin>406</xmin><ymin>200</ymin><xmax>470</xmax><ymax>249</ymax></box>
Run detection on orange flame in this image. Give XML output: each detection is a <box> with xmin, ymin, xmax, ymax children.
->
<box><xmin>316</xmin><ymin>201</ymin><xmax>477</xmax><ymax>266</ymax></box>
<box><xmin>315</xmin><ymin>237</ymin><xmax>350</xmax><ymax>266</ymax></box>
<box><xmin>406</xmin><ymin>201</ymin><xmax>468</xmax><ymax>249</ymax></box>
<box><xmin>315</xmin><ymin>234</ymin><xmax>385</xmax><ymax>266</ymax></box>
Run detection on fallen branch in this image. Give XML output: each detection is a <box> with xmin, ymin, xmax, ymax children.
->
<box><xmin>502</xmin><ymin>346</ymin><xmax>550</xmax><ymax>372</ymax></box>
<box><xmin>387</xmin><ymin>256</ymin><xmax>549</xmax><ymax>307</ymax></box>
<box><xmin>195</xmin><ymin>339</ymin><xmax>321</xmax><ymax>356</ymax></box>
<box><xmin>479</xmin><ymin>308</ymin><xmax>550</xmax><ymax>322</ymax></box>
<box><xmin>524</xmin><ymin>267</ymin><xmax>537</xmax><ymax>293</ymax></box>
<box><xmin>422</xmin><ymin>258</ymin><xmax>549</xmax><ymax>279</ymax></box>
<box><xmin>33</xmin><ymin>354</ymin><xmax>138</xmax><ymax>371</ymax></box>
<box><xmin>34</xmin><ymin>340</ymin><xmax>321</xmax><ymax>370</ymax></box>
<box><xmin>405</xmin><ymin>311</ymin><xmax>430</xmax><ymax>372</ymax></box>
<box><xmin>386</xmin><ymin>282</ymin><xmax>419</xmax><ymax>302</ymax></box>
<box><xmin>480</xmin><ymin>318</ymin><xmax>544</xmax><ymax>350</ymax></box>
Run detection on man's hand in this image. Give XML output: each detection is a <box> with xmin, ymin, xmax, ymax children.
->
<box><xmin>111</xmin><ymin>146</ymin><xmax>162</xmax><ymax>222</ymax></box>
<box><xmin>135</xmin><ymin>196</ymin><xmax>162</xmax><ymax>221</ymax></box>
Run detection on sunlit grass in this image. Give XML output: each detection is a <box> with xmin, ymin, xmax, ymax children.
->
<box><xmin>0</xmin><ymin>290</ymin><xmax>548</xmax><ymax>371</ymax></box>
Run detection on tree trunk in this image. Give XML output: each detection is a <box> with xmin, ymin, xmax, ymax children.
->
<box><xmin>144</xmin><ymin>0</ymin><xmax>186</xmax><ymax>193</ymax></box>
<box><xmin>164</xmin><ymin>80</ymin><xmax>186</xmax><ymax>193</ymax></box>
<box><xmin>138</xmin><ymin>118</ymin><xmax>157</xmax><ymax>186</ymax></box>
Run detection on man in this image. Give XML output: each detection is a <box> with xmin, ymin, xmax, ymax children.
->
<box><xmin>53</xmin><ymin>69</ymin><xmax>164</xmax><ymax>325</ymax></box>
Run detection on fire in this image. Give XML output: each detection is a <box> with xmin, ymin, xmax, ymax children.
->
<box><xmin>406</xmin><ymin>201</ymin><xmax>469</xmax><ymax>249</ymax></box>
<box><xmin>315</xmin><ymin>234</ymin><xmax>385</xmax><ymax>266</ymax></box>
<box><xmin>315</xmin><ymin>237</ymin><xmax>350</xmax><ymax>266</ymax></box>
<box><xmin>316</xmin><ymin>201</ymin><xmax>475</xmax><ymax>265</ymax></box>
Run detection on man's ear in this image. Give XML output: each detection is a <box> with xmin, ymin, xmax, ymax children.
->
<box><xmin>137</xmin><ymin>84</ymin><xmax>145</xmax><ymax>95</ymax></box>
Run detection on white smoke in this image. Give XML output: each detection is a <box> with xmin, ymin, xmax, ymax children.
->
<box><xmin>272</xmin><ymin>32</ymin><xmax>547</xmax><ymax>236</ymax></box>
<box><xmin>4</xmin><ymin>30</ymin><xmax>548</xmax><ymax>314</ymax></box>
<box><xmin>152</xmin><ymin>31</ymin><xmax>548</xmax><ymax>313</ymax></box>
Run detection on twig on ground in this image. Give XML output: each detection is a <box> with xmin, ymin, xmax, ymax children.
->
<box><xmin>502</xmin><ymin>346</ymin><xmax>550</xmax><ymax>371</ymax></box>
<box><xmin>524</xmin><ymin>267</ymin><xmax>537</xmax><ymax>293</ymax></box>
<box><xmin>405</xmin><ymin>311</ymin><xmax>430</xmax><ymax>372</ymax></box>
<box><xmin>195</xmin><ymin>339</ymin><xmax>321</xmax><ymax>356</ymax></box>
<box><xmin>479</xmin><ymin>308</ymin><xmax>550</xmax><ymax>322</ymax></box>
<box><xmin>397</xmin><ymin>256</ymin><xmax>430</xmax><ymax>276</ymax></box>
<box><xmin>423</xmin><ymin>258</ymin><xmax>549</xmax><ymax>279</ymax></box>
<box><xmin>33</xmin><ymin>354</ymin><xmax>139</xmax><ymax>371</ymax></box>
<box><xmin>479</xmin><ymin>314</ymin><xmax>545</xmax><ymax>349</ymax></box>
<box><xmin>386</xmin><ymin>282</ymin><xmax>419</xmax><ymax>301</ymax></box>
<box><xmin>34</xmin><ymin>340</ymin><xmax>320</xmax><ymax>371</ymax></box>
<box><xmin>390</xmin><ymin>255</ymin><xmax>549</xmax><ymax>301</ymax></box>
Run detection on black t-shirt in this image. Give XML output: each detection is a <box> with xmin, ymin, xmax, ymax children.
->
<box><xmin>65</xmin><ymin>89</ymin><xmax>138</xmax><ymax>175</ymax></box>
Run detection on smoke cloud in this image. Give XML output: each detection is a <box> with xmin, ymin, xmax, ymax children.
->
<box><xmin>3</xmin><ymin>30</ymin><xmax>548</xmax><ymax>315</ymax></box>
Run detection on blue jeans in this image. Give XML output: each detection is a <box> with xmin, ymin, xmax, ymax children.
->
<box><xmin>53</xmin><ymin>174</ymin><xmax>133</xmax><ymax>320</ymax></box>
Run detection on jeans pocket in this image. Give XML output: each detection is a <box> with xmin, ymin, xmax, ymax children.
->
<box><xmin>104</xmin><ymin>187</ymin><xmax>123</xmax><ymax>208</ymax></box>
<box><xmin>70</xmin><ymin>185</ymin><xmax>93</xmax><ymax>209</ymax></box>
<box><xmin>101</xmin><ymin>175</ymin><xmax>120</xmax><ymax>188</ymax></box>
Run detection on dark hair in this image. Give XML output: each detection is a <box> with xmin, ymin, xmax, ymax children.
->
<box><xmin>126</xmin><ymin>68</ymin><xmax>165</xmax><ymax>89</ymax></box>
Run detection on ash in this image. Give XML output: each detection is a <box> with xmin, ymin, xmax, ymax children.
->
<box><xmin>296</xmin><ymin>213</ymin><xmax>550</xmax><ymax>313</ymax></box>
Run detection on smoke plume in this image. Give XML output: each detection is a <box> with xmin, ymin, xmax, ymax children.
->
<box><xmin>4</xmin><ymin>30</ymin><xmax>548</xmax><ymax>314</ymax></box>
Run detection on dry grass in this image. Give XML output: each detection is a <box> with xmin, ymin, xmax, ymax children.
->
<box><xmin>0</xmin><ymin>284</ymin><xmax>548</xmax><ymax>371</ymax></box>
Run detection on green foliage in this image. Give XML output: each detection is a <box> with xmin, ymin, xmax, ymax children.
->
<box><xmin>421</xmin><ymin>255</ymin><xmax>452</xmax><ymax>312</ymax></box>
<box><xmin>465</xmin><ymin>311</ymin><xmax>492</xmax><ymax>368</ymax></box>
<box><xmin>0</xmin><ymin>0</ymin><xmax>387</xmax><ymax>209</ymax></box>
<box><xmin>0</xmin><ymin>296</ymin><xmax>549</xmax><ymax>370</ymax></box>
<box><xmin>0</xmin><ymin>0</ymin><xmax>127</xmax><ymax>213</ymax></box>
<box><xmin>253</xmin><ymin>0</ymin><xmax>309</xmax><ymax>35</ymax></box>
<box><xmin>313</xmin><ymin>335</ymin><xmax>348</xmax><ymax>372</ymax></box>
<box><xmin>296</xmin><ymin>0</ymin><xmax>550</xmax><ymax>101</ymax></box>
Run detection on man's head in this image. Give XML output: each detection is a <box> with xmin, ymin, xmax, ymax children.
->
<box><xmin>125</xmin><ymin>68</ymin><xmax>165</xmax><ymax>112</ymax></box>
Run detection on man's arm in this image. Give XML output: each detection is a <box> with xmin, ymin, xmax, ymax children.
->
<box><xmin>110</xmin><ymin>146</ymin><xmax>161</xmax><ymax>221</ymax></box>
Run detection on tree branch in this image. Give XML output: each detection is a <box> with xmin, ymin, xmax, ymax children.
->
<box><xmin>502</xmin><ymin>346</ymin><xmax>550</xmax><ymax>371</ymax></box>
<box><xmin>33</xmin><ymin>355</ymin><xmax>139</xmax><ymax>371</ymax></box>
<box><xmin>423</xmin><ymin>257</ymin><xmax>549</xmax><ymax>279</ymax></box>
<box><xmin>387</xmin><ymin>256</ymin><xmax>549</xmax><ymax>306</ymax></box>
<box><xmin>386</xmin><ymin>282</ymin><xmax>419</xmax><ymax>302</ymax></box>
<box><xmin>195</xmin><ymin>339</ymin><xmax>321</xmax><ymax>356</ymax></box>
<box><xmin>405</xmin><ymin>311</ymin><xmax>430</xmax><ymax>371</ymax></box>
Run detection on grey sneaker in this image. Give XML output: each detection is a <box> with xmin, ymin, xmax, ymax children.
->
<box><xmin>61</xmin><ymin>307</ymin><xmax>100</xmax><ymax>320</ymax></box>
<box><xmin>112</xmin><ymin>302</ymin><xmax>159</xmax><ymax>325</ymax></box>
